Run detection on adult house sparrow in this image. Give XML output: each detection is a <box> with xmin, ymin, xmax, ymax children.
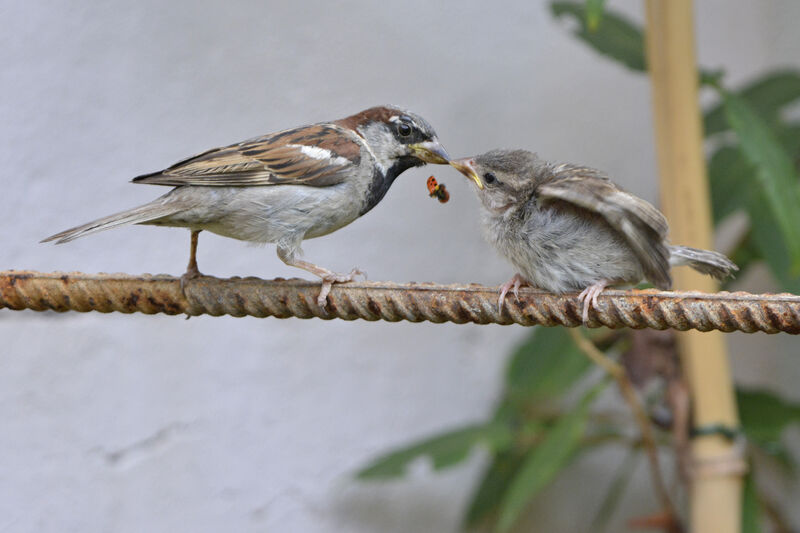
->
<box><xmin>43</xmin><ymin>105</ymin><xmax>451</xmax><ymax>307</ymax></box>
<box><xmin>450</xmin><ymin>149</ymin><xmax>738</xmax><ymax>322</ymax></box>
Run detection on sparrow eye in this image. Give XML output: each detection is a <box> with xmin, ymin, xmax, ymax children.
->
<box><xmin>484</xmin><ymin>172</ymin><xmax>497</xmax><ymax>184</ymax></box>
<box><xmin>398</xmin><ymin>122</ymin><xmax>412</xmax><ymax>137</ymax></box>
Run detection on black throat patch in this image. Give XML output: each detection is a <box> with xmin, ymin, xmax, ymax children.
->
<box><xmin>359</xmin><ymin>156</ymin><xmax>422</xmax><ymax>216</ymax></box>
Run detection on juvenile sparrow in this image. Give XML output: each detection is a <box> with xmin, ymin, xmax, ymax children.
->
<box><xmin>450</xmin><ymin>149</ymin><xmax>738</xmax><ymax>322</ymax></box>
<box><xmin>43</xmin><ymin>105</ymin><xmax>451</xmax><ymax>306</ymax></box>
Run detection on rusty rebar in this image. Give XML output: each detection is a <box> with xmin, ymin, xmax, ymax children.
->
<box><xmin>1</xmin><ymin>270</ymin><xmax>799</xmax><ymax>334</ymax></box>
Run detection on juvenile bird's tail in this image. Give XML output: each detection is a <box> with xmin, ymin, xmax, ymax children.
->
<box><xmin>41</xmin><ymin>201</ymin><xmax>187</xmax><ymax>244</ymax></box>
<box><xmin>668</xmin><ymin>245</ymin><xmax>738</xmax><ymax>280</ymax></box>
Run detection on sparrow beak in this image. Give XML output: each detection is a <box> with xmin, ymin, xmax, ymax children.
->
<box><xmin>449</xmin><ymin>158</ymin><xmax>483</xmax><ymax>190</ymax></box>
<box><xmin>409</xmin><ymin>139</ymin><xmax>451</xmax><ymax>164</ymax></box>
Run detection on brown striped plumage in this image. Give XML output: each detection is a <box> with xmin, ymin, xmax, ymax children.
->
<box><xmin>132</xmin><ymin>123</ymin><xmax>363</xmax><ymax>188</ymax></box>
<box><xmin>44</xmin><ymin>105</ymin><xmax>451</xmax><ymax>308</ymax></box>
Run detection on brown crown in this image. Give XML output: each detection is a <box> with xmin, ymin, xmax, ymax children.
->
<box><xmin>333</xmin><ymin>105</ymin><xmax>405</xmax><ymax>130</ymax></box>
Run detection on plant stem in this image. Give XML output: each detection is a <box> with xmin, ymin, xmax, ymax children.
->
<box><xmin>569</xmin><ymin>329</ymin><xmax>678</xmax><ymax>525</ymax></box>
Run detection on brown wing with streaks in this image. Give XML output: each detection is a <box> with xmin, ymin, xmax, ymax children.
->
<box><xmin>132</xmin><ymin>124</ymin><xmax>363</xmax><ymax>188</ymax></box>
<box><xmin>538</xmin><ymin>166</ymin><xmax>672</xmax><ymax>289</ymax></box>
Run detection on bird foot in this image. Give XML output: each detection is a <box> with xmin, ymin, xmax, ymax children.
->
<box><xmin>317</xmin><ymin>267</ymin><xmax>366</xmax><ymax>308</ymax></box>
<box><xmin>577</xmin><ymin>281</ymin><xmax>608</xmax><ymax>324</ymax></box>
<box><xmin>498</xmin><ymin>273</ymin><xmax>530</xmax><ymax>312</ymax></box>
<box><xmin>180</xmin><ymin>266</ymin><xmax>203</xmax><ymax>295</ymax></box>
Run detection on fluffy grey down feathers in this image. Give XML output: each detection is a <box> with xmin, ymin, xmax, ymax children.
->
<box><xmin>470</xmin><ymin>149</ymin><xmax>738</xmax><ymax>292</ymax></box>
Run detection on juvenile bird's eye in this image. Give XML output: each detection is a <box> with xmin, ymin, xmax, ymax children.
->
<box><xmin>484</xmin><ymin>172</ymin><xmax>497</xmax><ymax>184</ymax></box>
<box><xmin>398</xmin><ymin>122</ymin><xmax>412</xmax><ymax>137</ymax></box>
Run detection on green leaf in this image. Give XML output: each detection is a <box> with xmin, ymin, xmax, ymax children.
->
<box><xmin>742</xmin><ymin>471</ymin><xmax>763</xmax><ymax>533</ymax></box>
<box><xmin>727</xmin><ymin>161</ymin><xmax>800</xmax><ymax>292</ymax></box>
<box><xmin>777</xmin><ymin>122</ymin><xmax>800</xmax><ymax>157</ymax></box>
<box><xmin>505</xmin><ymin>327</ymin><xmax>592</xmax><ymax>404</ymax></box>
<box><xmin>700</xmin><ymin>69</ymin><xmax>726</xmax><ymax>88</ymax></box>
<box><xmin>737</xmin><ymin>388</ymin><xmax>800</xmax><ymax>444</ymax></box>
<box><xmin>495</xmin><ymin>384</ymin><xmax>602</xmax><ymax>532</ymax></box>
<box><xmin>356</xmin><ymin>422</ymin><xmax>513</xmax><ymax>479</ymax></box>
<box><xmin>720</xmin><ymin>89</ymin><xmax>800</xmax><ymax>273</ymax></box>
<box><xmin>463</xmin><ymin>450</ymin><xmax>528</xmax><ymax>528</ymax></box>
<box><xmin>551</xmin><ymin>1</ymin><xmax>646</xmax><ymax>72</ymax></box>
<box><xmin>745</xmin><ymin>187</ymin><xmax>800</xmax><ymax>292</ymax></box>
<box><xmin>705</xmin><ymin>71</ymin><xmax>800</xmax><ymax>137</ymax></box>
<box><xmin>708</xmin><ymin>146</ymin><xmax>754</xmax><ymax>223</ymax></box>
<box><xmin>758</xmin><ymin>441</ymin><xmax>797</xmax><ymax>474</ymax></box>
<box><xmin>584</xmin><ymin>0</ymin><xmax>606</xmax><ymax>32</ymax></box>
<box><xmin>707</xmin><ymin>141</ymin><xmax>800</xmax><ymax>291</ymax></box>
<box><xmin>722</xmin><ymin>230</ymin><xmax>760</xmax><ymax>290</ymax></box>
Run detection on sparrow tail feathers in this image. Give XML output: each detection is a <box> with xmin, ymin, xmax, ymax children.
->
<box><xmin>41</xmin><ymin>201</ymin><xmax>188</xmax><ymax>244</ymax></box>
<box><xmin>668</xmin><ymin>245</ymin><xmax>739</xmax><ymax>280</ymax></box>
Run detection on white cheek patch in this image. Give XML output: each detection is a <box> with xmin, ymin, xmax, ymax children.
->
<box><xmin>356</xmin><ymin>122</ymin><xmax>403</xmax><ymax>174</ymax></box>
<box><xmin>358</xmin><ymin>140</ymin><xmax>386</xmax><ymax>174</ymax></box>
<box><xmin>288</xmin><ymin>144</ymin><xmax>350</xmax><ymax>166</ymax></box>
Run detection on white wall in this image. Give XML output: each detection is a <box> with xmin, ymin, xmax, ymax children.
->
<box><xmin>1</xmin><ymin>1</ymin><xmax>798</xmax><ymax>531</ymax></box>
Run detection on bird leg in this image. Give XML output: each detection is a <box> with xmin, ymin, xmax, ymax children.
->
<box><xmin>498</xmin><ymin>273</ymin><xmax>530</xmax><ymax>312</ymax></box>
<box><xmin>181</xmin><ymin>230</ymin><xmax>203</xmax><ymax>293</ymax></box>
<box><xmin>577</xmin><ymin>281</ymin><xmax>608</xmax><ymax>324</ymax></box>
<box><xmin>291</xmin><ymin>259</ymin><xmax>365</xmax><ymax>308</ymax></box>
<box><xmin>277</xmin><ymin>248</ymin><xmax>365</xmax><ymax>308</ymax></box>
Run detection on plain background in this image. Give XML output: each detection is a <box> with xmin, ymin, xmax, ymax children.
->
<box><xmin>1</xmin><ymin>1</ymin><xmax>799</xmax><ymax>531</ymax></box>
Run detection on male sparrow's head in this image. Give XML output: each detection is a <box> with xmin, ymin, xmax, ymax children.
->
<box><xmin>450</xmin><ymin>149</ymin><xmax>544</xmax><ymax>214</ymax></box>
<box><xmin>336</xmin><ymin>105</ymin><xmax>451</xmax><ymax>171</ymax></box>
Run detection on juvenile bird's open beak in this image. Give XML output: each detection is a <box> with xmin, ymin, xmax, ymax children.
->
<box><xmin>409</xmin><ymin>139</ymin><xmax>451</xmax><ymax>164</ymax></box>
<box><xmin>449</xmin><ymin>158</ymin><xmax>484</xmax><ymax>189</ymax></box>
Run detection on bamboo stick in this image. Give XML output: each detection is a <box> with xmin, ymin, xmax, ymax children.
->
<box><xmin>643</xmin><ymin>1</ymin><xmax>743</xmax><ymax>532</ymax></box>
